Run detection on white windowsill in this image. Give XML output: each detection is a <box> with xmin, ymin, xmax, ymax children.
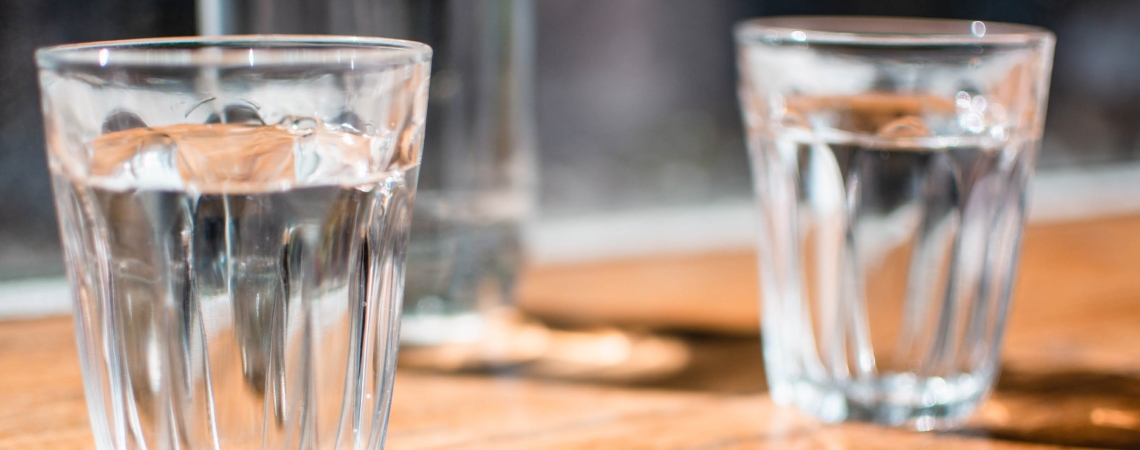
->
<box><xmin>0</xmin><ymin>278</ymin><xmax>72</xmax><ymax>320</ymax></box>
<box><xmin>526</xmin><ymin>162</ymin><xmax>1140</xmax><ymax>264</ymax></box>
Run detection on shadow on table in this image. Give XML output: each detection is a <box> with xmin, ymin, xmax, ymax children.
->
<box><xmin>645</xmin><ymin>346</ymin><xmax>1140</xmax><ymax>449</ymax></box>
<box><xmin>951</xmin><ymin>368</ymin><xmax>1140</xmax><ymax>449</ymax></box>
<box><xmin>617</xmin><ymin>340</ymin><xmax>1140</xmax><ymax>450</ymax></box>
<box><xmin>400</xmin><ymin>319</ymin><xmax>1140</xmax><ymax>449</ymax></box>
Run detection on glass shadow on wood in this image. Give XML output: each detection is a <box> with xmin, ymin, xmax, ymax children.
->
<box><xmin>953</xmin><ymin>369</ymin><xmax>1140</xmax><ymax>449</ymax></box>
<box><xmin>399</xmin><ymin>318</ymin><xmax>1140</xmax><ymax>449</ymax></box>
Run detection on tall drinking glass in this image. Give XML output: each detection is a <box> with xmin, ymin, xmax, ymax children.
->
<box><xmin>37</xmin><ymin>36</ymin><xmax>431</xmax><ymax>449</ymax></box>
<box><xmin>735</xmin><ymin>17</ymin><xmax>1054</xmax><ymax>429</ymax></box>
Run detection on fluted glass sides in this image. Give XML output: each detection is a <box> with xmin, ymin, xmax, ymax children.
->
<box><xmin>37</xmin><ymin>37</ymin><xmax>431</xmax><ymax>449</ymax></box>
<box><xmin>736</xmin><ymin>17</ymin><xmax>1054</xmax><ymax>429</ymax></box>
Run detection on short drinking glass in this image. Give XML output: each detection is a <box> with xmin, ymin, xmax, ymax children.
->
<box><xmin>735</xmin><ymin>17</ymin><xmax>1054</xmax><ymax>429</ymax></box>
<box><xmin>37</xmin><ymin>36</ymin><xmax>431</xmax><ymax>448</ymax></box>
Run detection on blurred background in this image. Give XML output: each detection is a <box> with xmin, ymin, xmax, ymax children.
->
<box><xmin>6</xmin><ymin>4</ymin><xmax>1140</xmax><ymax>447</ymax></box>
<box><xmin>1</xmin><ymin>0</ymin><xmax>1138</xmax><ymax>285</ymax></box>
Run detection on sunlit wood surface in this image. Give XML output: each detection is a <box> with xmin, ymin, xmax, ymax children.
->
<box><xmin>3</xmin><ymin>214</ymin><xmax>1140</xmax><ymax>449</ymax></box>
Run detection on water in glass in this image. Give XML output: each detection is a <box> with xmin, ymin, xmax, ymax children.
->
<box><xmin>751</xmin><ymin>93</ymin><xmax>1035</xmax><ymax>429</ymax></box>
<box><xmin>53</xmin><ymin>118</ymin><xmax>414</xmax><ymax>448</ymax></box>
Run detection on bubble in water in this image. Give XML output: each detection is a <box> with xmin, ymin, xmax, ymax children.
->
<box><xmin>956</xmin><ymin>91</ymin><xmax>972</xmax><ymax>109</ymax></box>
<box><xmin>989</xmin><ymin>126</ymin><xmax>1008</xmax><ymax>141</ymax></box>
<box><xmin>970</xmin><ymin>95</ymin><xmax>987</xmax><ymax>113</ymax></box>
<box><xmin>959</xmin><ymin>114</ymin><xmax>985</xmax><ymax>134</ymax></box>
<box><xmin>955</xmin><ymin>91</ymin><xmax>988</xmax><ymax>134</ymax></box>
<box><xmin>102</xmin><ymin>110</ymin><xmax>147</xmax><ymax>134</ymax></box>
<box><xmin>876</xmin><ymin>116</ymin><xmax>931</xmax><ymax>138</ymax></box>
<box><xmin>281</xmin><ymin>116</ymin><xmax>318</xmax><ymax>134</ymax></box>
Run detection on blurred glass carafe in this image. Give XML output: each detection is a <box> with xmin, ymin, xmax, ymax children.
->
<box><xmin>201</xmin><ymin>0</ymin><xmax>538</xmax><ymax>346</ymax></box>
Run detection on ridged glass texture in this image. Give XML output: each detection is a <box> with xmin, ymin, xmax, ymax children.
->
<box><xmin>37</xmin><ymin>36</ymin><xmax>432</xmax><ymax>449</ymax></box>
<box><xmin>735</xmin><ymin>17</ymin><xmax>1054</xmax><ymax>429</ymax></box>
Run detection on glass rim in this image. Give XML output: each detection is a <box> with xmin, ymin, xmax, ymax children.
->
<box><xmin>36</xmin><ymin>35</ymin><xmax>432</xmax><ymax>69</ymax></box>
<box><xmin>735</xmin><ymin>16</ymin><xmax>1054</xmax><ymax>46</ymax></box>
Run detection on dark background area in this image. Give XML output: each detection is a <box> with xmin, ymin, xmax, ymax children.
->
<box><xmin>1</xmin><ymin>0</ymin><xmax>1137</xmax><ymax>280</ymax></box>
<box><xmin>0</xmin><ymin>0</ymin><xmax>197</xmax><ymax>279</ymax></box>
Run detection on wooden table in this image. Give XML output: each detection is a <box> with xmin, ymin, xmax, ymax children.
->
<box><xmin>3</xmin><ymin>215</ymin><xmax>1140</xmax><ymax>449</ymax></box>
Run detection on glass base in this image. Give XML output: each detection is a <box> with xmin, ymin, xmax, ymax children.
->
<box><xmin>771</xmin><ymin>372</ymin><xmax>991</xmax><ymax>431</ymax></box>
<box><xmin>397</xmin><ymin>308</ymin><xmax>549</xmax><ymax>371</ymax></box>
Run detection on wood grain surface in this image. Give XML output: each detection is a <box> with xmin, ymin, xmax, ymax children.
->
<box><xmin>3</xmin><ymin>214</ymin><xmax>1140</xmax><ymax>449</ymax></box>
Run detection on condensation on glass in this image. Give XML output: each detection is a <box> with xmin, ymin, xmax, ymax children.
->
<box><xmin>736</xmin><ymin>17</ymin><xmax>1054</xmax><ymax>430</ymax></box>
<box><xmin>36</xmin><ymin>36</ymin><xmax>431</xmax><ymax>449</ymax></box>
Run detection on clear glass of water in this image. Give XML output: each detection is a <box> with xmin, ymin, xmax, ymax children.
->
<box><xmin>198</xmin><ymin>0</ymin><xmax>539</xmax><ymax>347</ymax></box>
<box><xmin>735</xmin><ymin>17</ymin><xmax>1054</xmax><ymax>430</ymax></box>
<box><xmin>391</xmin><ymin>0</ymin><xmax>537</xmax><ymax>347</ymax></box>
<box><xmin>36</xmin><ymin>36</ymin><xmax>431</xmax><ymax>449</ymax></box>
